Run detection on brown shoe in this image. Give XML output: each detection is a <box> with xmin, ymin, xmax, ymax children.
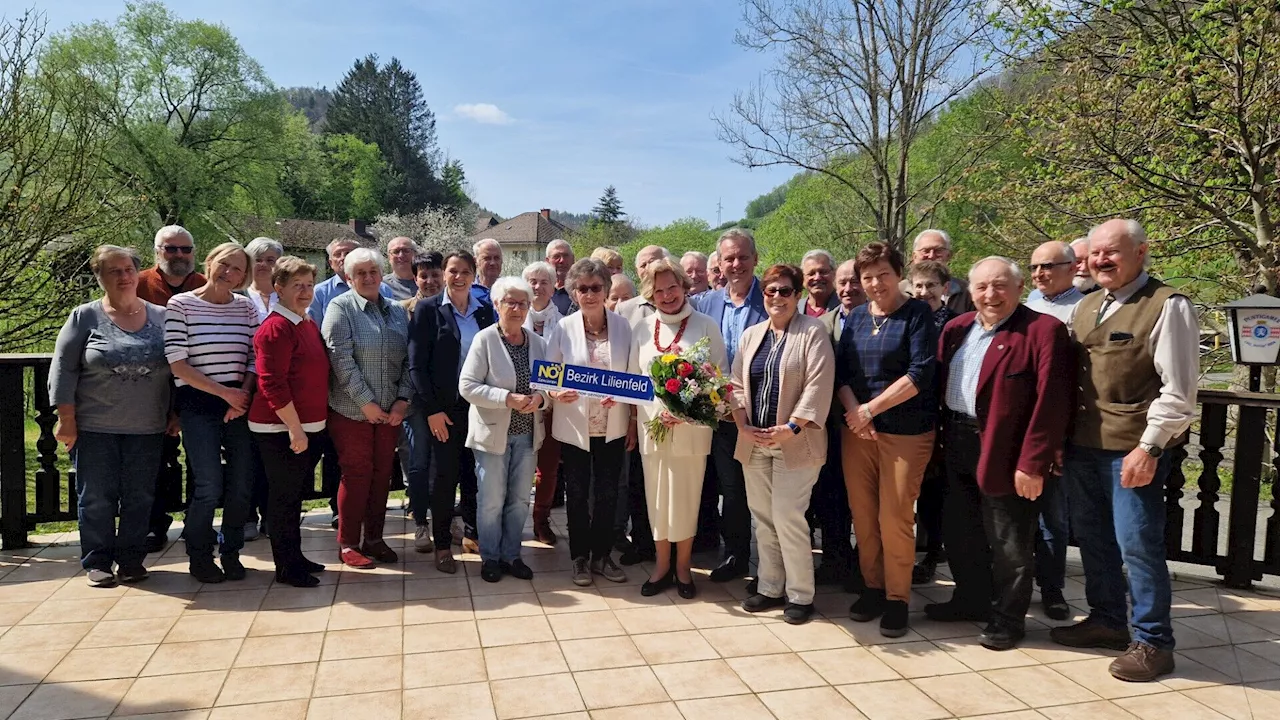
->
<box><xmin>461</xmin><ymin>537</ymin><xmax>480</xmax><ymax>555</ymax></box>
<box><xmin>1109</xmin><ymin>642</ymin><xmax>1175</xmax><ymax>682</ymax></box>
<box><xmin>434</xmin><ymin>549</ymin><xmax>457</xmax><ymax>574</ymax></box>
<box><xmin>1049</xmin><ymin>618</ymin><xmax>1131</xmax><ymax>650</ymax></box>
<box><xmin>534</xmin><ymin>520</ymin><xmax>558</xmax><ymax>546</ymax></box>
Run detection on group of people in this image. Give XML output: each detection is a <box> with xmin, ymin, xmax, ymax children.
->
<box><xmin>51</xmin><ymin>215</ymin><xmax>1197</xmax><ymax>684</ymax></box>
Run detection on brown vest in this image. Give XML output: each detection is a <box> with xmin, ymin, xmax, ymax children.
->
<box><xmin>1071</xmin><ymin>277</ymin><xmax>1181</xmax><ymax>451</ymax></box>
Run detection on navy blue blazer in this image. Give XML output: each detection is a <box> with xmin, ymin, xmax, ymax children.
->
<box><xmin>408</xmin><ymin>293</ymin><xmax>495</xmax><ymax>416</ymax></box>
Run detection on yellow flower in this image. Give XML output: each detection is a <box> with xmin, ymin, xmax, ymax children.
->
<box><xmin>710</xmin><ymin>391</ymin><xmax>721</xmax><ymax>404</ymax></box>
<box><xmin>661</xmin><ymin>354</ymin><xmax>678</xmax><ymax>363</ymax></box>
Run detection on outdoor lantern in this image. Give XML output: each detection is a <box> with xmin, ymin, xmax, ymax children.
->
<box><xmin>1223</xmin><ymin>293</ymin><xmax>1280</xmax><ymax>390</ymax></box>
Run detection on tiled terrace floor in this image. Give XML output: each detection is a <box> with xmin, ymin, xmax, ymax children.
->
<box><xmin>0</xmin><ymin>507</ymin><xmax>1278</xmax><ymax>720</ymax></box>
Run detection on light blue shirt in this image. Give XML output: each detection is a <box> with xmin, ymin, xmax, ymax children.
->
<box><xmin>308</xmin><ymin>274</ymin><xmax>392</xmax><ymax>327</ymax></box>
<box><xmin>444</xmin><ymin>291</ymin><xmax>482</xmax><ymax>367</ymax></box>
<box><xmin>944</xmin><ymin>316</ymin><xmax>1010</xmax><ymax>418</ymax></box>
<box><xmin>717</xmin><ymin>277</ymin><xmax>763</xmax><ymax>366</ymax></box>
<box><xmin>1025</xmin><ymin>286</ymin><xmax>1083</xmax><ymax>326</ymax></box>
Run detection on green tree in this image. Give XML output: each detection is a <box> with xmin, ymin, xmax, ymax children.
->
<box><xmin>592</xmin><ymin>185</ymin><xmax>625</xmax><ymax>225</ymax></box>
<box><xmin>282</xmin><ymin>123</ymin><xmax>395</xmax><ymax>222</ymax></box>
<box><xmin>621</xmin><ymin>218</ymin><xmax>719</xmax><ymax>266</ymax></box>
<box><xmin>440</xmin><ymin>158</ymin><xmax>470</xmax><ymax>208</ymax></box>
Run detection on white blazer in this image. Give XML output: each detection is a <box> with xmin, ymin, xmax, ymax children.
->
<box><xmin>543</xmin><ymin>310</ymin><xmax>634</xmax><ymax>451</ymax></box>
<box><xmin>459</xmin><ymin>325</ymin><xmax>547</xmax><ymax>455</ymax></box>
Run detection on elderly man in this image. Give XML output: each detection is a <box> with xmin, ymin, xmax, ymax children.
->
<box><xmin>695</xmin><ymin>228</ymin><xmax>767</xmax><ymax>582</ymax></box>
<box><xmin>802</xmin><ymin>250</ymin><xmax>840</xmax><ymax>317</ymax></box>
<box><xmin>546</xmin><ymin>239</ymin><xmax>576</xmax><ymax>314</ymax></box>
<box><xmin>308</xmin><ymin>237</ymin><xmax>392</xmax><ymax>326</ymax></box>
<box><xmin>606</xmin><ymin>274</ymin><xmax>636</xmax><ymax>311</ymax></box>
<box><xmin>1025</xmin><ymin>241</ymin><xmax>1084</xmax><ymax>322</ymax></box>
<box><xmin>615</xmin><ymin>245</ymin><xmax>668</xmax><ymax>324</ymax></box>
<box><xmin>904</xmin><ymin>229</ymin><xmax>976</xmax><ymax>314</ymax></box>
<box><xmin>681</xmin><ymin>251</ymin><xmax>711</xmax><ymax>295</ymax></box>
<box><xmin>474</xmin><ymin>238</ymin><xmax>503</xmax><ymax>289</ymax></box>
<box><xmin>1049</xmin><ymin>219</ymin><xmax>1197</xmax><ymax>681</ymax></box>
<box><xmin>927</xmin><ymin>257</ymin><xmax>1073</xmax><ymax>651</ymax></box>
<box><xmin>1070</xmin><ymin>237</ymin><xmax>1099</xmax><ymax>294</ymax></box>
<box><xmin>708</xmin><ymin>250</ymin><xmax>726</xmax><ymax>290</ymax></box>
<box><xmin>385</xmin><ymin>237</ymin><xmax>421</xmax><ymax>301</ymax></box>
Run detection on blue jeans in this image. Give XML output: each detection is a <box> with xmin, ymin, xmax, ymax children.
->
<box><xmin>179</xmin><ymin>400</ymin><xmax>253</xmax><ymax>561</ymax></box>
<box><xmin>400</xmin><ymin>407</ymin><xmax>434</xmax><ymax>526</ymax></box>
<box><xmin>1035</xmin><ymin>474</ymin><xmax>1070</xmax><ymax>593</ymax></box>
<box><xmin>1063</xmin><ymin>444</ymin><xmax>1174</xmax><ymax>650</ymax></box>
<box><xmin>474</xmin><ymin>433</ymin><xmax>535</xmax><ymax>564</ymax></box>
<box><xmin>74</xmin><ymin>431</ymin><xmax>164</xmax><ymax>572</ymax></box>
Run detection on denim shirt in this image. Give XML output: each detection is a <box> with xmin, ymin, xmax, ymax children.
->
<box><xmin>445</xmin><ymin>291</ymin><xmax>483</xmax><ymax>367</ymax></box>
<box><xmin>321</xmin><ymin>290</ymin><xmax>411</xmax><ymax>421</ymax></box>
<box><xmin>718</xmin><ymin>278</ymin><xmax>764</xmax><ymax>366</ymax></box>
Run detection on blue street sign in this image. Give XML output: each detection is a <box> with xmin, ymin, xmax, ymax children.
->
<box><xmin>530</xmin><ymin>360</ymin><xmax>654</xmax><ymax>405</ymax></box>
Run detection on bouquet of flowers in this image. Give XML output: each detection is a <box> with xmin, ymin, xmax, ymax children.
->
<box><xmin>645</xmin><ymin>336</ymin><xmax>733</xmax><ymax>443</ymax></box>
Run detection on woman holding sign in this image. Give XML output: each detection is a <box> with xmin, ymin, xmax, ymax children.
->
<box><xmin>545</xmin><ymin>259</ymin><xmax>635</xmax><ymax>587</ymax></box>
<box><xmin>628</xmin><ymin>256</ymin><xmax>727</xmax><ymax>599</ymax></box>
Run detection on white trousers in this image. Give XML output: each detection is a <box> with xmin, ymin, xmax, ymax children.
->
<box><xmin>745</xmin><ymin>445</ymin><xmax>821</xmax><ymax>605</ymax></box>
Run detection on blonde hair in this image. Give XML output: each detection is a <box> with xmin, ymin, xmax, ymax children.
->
<box><xmin>203</xmin><ymin>242</ymin><xmax>251</xmax><ymax>290</ymax></box>
<box><xmin>591</xmin><ymin>247</ymin><xmax>623</xmax><ymax>267</ymax></box>
<box><xmin>639</xmin><ymin>256</ymin><xmax>692</xmax><ymax>301</ymax></box>
<box><xmin>271</xmin><ymin>256</ymin><xmax>317</xmax><ymax>288</ymax></box>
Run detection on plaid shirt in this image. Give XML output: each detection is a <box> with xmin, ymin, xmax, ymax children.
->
<box><xmin>836</xmin><ymin>297</ymin><xmax>938</xmax><ymax>436</ymax></box>
<box><xmin>321</xmin><ymin>290</ymin><xmax>412</xmax><ymax>422</ymax></box>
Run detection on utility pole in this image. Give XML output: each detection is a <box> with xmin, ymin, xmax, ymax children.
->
<box><xmin>716</xmin><ymin>197</ymin><xmax>722</xmax><ymax>226</ymax></box>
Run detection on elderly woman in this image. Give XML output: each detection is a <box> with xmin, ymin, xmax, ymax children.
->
<box><xmin>837</xmin><ymin>242</ymin><xmax>938</xmax><ymax>638</ymax></box>
<box><xmin>522</xmin><ymin>260</ymin><xmax>564</xmax><ymax>545</ymax></box>
<box><xmin>909</xmin><ymin>260</ymin><xmax>957</xmax><ymax>331</ymax></box>
<box><xmin>591</xmin><ymin>247</ymin><xmax>625</xmax><ymax>275</ymax></box>
<box><xmin>628</xmin><ymin>257</ymin><xmax>727</xmax><ymax>599</ymax></box>
<box><xmin>322</xmin><ymin>248</ymin><xmax>412</xmax><ymax>568</ymax></box>
<box><xmin>166</xmin><ymin>242</ymin><xmax>259</xmax><ymax>584</ymax></box>
<box><xmin>606</xmin><ymin>274</ymin><xmax>636</xmax><ymax>312</ymax></box>
<box><xmin>730</xmin><ymin>264</ymin><xmax>835</xmax><ymax>625</ymax></box>
<box><xmin>409</xmin><ymin>251</ymin><xmax>494</xmax><ymax>573</ymax></box>
<box><xmin>460</xmin><ymin>276</ymin><xmax>547</xmax><ymax>583</ymax></box>
<box><xmin>51</xmin><ymin>246</ymin><xmax>174</xmax><ymax>587</ymax></box>
<box><xmin>249</xmin><ymin>256</ymin><xmax>329</xmax><ymax>587</ymax></box>
<box><xmin>545</xmin><ymin>259</ymin><xmax>634</xmax><ymax>586</ymax></box>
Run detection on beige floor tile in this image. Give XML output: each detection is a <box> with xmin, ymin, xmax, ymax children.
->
<box><xmin>559</xmin><ymin>636</ymin><xmax>644</xmax><ymax>671</ymax></box>
<box><xmin>490</xmin><ymin>672</ymin><xmax>585</xmax><ymax>719</ymax></box>
<box><xmin>934</xmin><ymin>638</ymin><xmax>1041</xmax><ymax>671</ymax></box>
<box><xmin>142</xmin><ymin>639</ymin><xmax>242</xmax><ymax>677</ymax></box>
<box><xmin>699</xmin><ymin>624</ymin><xmax>790</xmax><ymax>657</ymax></box>
<box><xmin>913</xmin><ymin>672</ymin><xmax>1028</xmax><ymax>716</ymax></box>
<box><xmin>587</xmin><ymin>702</ymin><xmax>683</xmax><ymax>720</ymax></box>
<box><xmin>1018</xmin><ymin>631</ymin><xmax>1114</xmax><ymax>665</ymax></box>
<box><xmin>800</xmin><ymin>647</ymin><xmax>900</xmax><ymax>685</ymax></box>
<box><xmin>546</xmin><ymin>611</ymin><xmax>625</xmax><ymax>641</ymax></box>
<box><xmin>0</xmin><ymin>602</ymin><xmax>37</xmax><ymax>625</ymax></box>
<box><xmin>676</xmin><ymin>693</ymin><xmax>776</xmax><ymax>720</ymax></box>
<box><xmin>613</xmin><ymin>606</ymin><xmax>695</xmax><ymax>634</ymax></box>
<box><xmin>233</xmin><ymin>632</ymin><xmax>324</xmax><ymax>667</ymax></box>
<box><xmin>651</xmin><ymin>658</ymin><xmax>749</xmax><ymax>700</ymax></box>
<box><xmin>184</xmin><ymin>589</ymin><xmax>267</xmax><ymax>615</ymax></box>
<box><xmin>836</xmin><ymin>616</ymin><xmax>928</xmax><ymax>646</ymax></box>
<box><xmin>1180</xmin><ymin>685</ymin><xmax>1273</xmax><ymax>720</ymax></box>
<box><xmin>402</xmin><ymin>649</ymin><xmax>487</xmax><ymax>688</ymax></box>
<box><xmin>471</xmin><ymin>592</ymin><xmax>546</xmax><ymax>620</ymax></box>
<box><xmin>1113</xmin><ymin>691</ymin><xmax>1231</xmax><ymax>719</ymax></box>
<box><xmin>332</xmin><ymin>581</ymin><xmax>403</xmax><ymax>606</ymax></box>
<box><xmin>207</xmin><ymin>699</ymin><xmax>308</xmax><ymax>720</ymax></box>
<box><xmin>0</xmin><ymin>623</ymin><xmax>94</xmax><ymax>654</ymax></box>
<box><xmin>260</xmin><ymin>585</ymin><xmax>337</xmax><ymax>611</ymax></box>
<box><xmin>306</xmin><ymin>689</ymin><xmax>400</xmax><ymax>720</ymax></box>
<box><xmin>1223</xmin><ymin>615</ymin><xmax>1279</xmax><ymax>644</ymax></box>
<box><xmin>1038</xmin><ymin>700</ymin><xmax>1142</xmax><ymax>720</ymax></box>
<box><xmin>403</xmin><ymin>620</ymin><xmax>480</xmax><ymax>653</ymax></box>
<box><xmin>837</xmin><ymin>679</ymin><xmax>951</xmax><ymax>720</ymax></box>
<box><xmin>17</xmin><ymin>599</ymin><xmax>117</xmax><ymax>626</ymax></box>
<box><xmin>1229</xmin><ymin>610</ymin><xmax>1280</xmax><ymax>635</ymax></box>
<box><xmin>45</xmin><ymin>643</ymin><xmax>157</xmax><ymax>682</ymax></box>
<box><xmin>116</xmin><ymin>670</ymin><xmax>228</xmax><ymax>714</ymax></box>
<box><xmin>404</xmin><ymin>577</ymin><xmax>470</xmax><ymax>601</ymax></box>
<box><xmin>767</xmin><ymin>618</ymin><xmax>859</xmax><ymax>652</ymax></box>
<box><xmin>326</xmin><ymin>600</ymin><xmax>401</xmax><ymax>630</ymax></box>
<box><xmin>0</xmin><ymin>684</ymin><xmax>34</xmax><ymax>719</ymax></box>
<box><xmin>11</xmin><ymin>677</ymin><xmax>132</xmax><ymax>720</ymax></box>
<box><xmin>402</xmin><ymin>597</ymin><xmax>474</xmax><ymax>625</ymax></box>
<box><xmin>1237</xmin><ymin>639</ymin><xmax>1280</xmax><ymax>664</ymax></box>
<box><xmin>320</xmin><ymin>626</ymin><xmax>401</xmax><ymax>660</ymax></box>
<box><xmin>595</xmin><ymin>586</ymin><xmax>674</xmax><ymax>611</ymax></box>
<box><xmin>574</xmin><ymin>666</ymin><xmax>669</xmax><ymax>710</ymax></box>
<box><xmin>247</xmin><ymin>607</ymin><xmax>332</xmax><ymax>637</ymax></box>
<box><xmin>102</xmin><ymin>594</ymin><xmax>193</xmax><ymax>621</ymax></box>
<box><xmin>478</xmin><ymin>615</ymin><xmax>555</xmax><ymax>647</ymax></box>
<box><xmin>403</xmin><ymin>682</ymin><xmax>497</xmax><ymax>719</ymax></box>
<box><xmin>1047</xmin><ymin>658</ymin><xmax>1177</xmax><ymax>700</ymax></box>
<box><xmin>630</xmin><ymin>630</ymin><xmax>719</xmax><ymax>664</ymax></box>
<box><xmin>77</xmin><ymin>617</ymin><xmax>177</xmax><ymax>649</ymax></box>
<box><xmin>1157</xmin><ymin>653</ymin><xmax>1239</xmax><ymax>691</ymax></box>
<box><xmin>1182</xmin><ymin>645</ymin><xmax>1280</xmax><ymax>683</ymax></box>
<box><xmin>0</xmin><ymin>650</ymin><xmax>67</xmax><ymax>686</ymax></box>
<box><xmin>0</xmin><ymin>580</ymin><xmax>66</xmax><ymax>605</ymax></box>
<box><xmin>678</xmin><ymin>601</ymin><xmax>761</xmax><ymax>629</ymax></box>
<box><xmin>984</xmin><ymin>665</ymin><xmax>1101</xmax><ymax>707</ymax></box>
<box><xmin>759</xmin><ymin>686</ymin><xmax>868</xmax><ymax>719</ymax></box>
<box><xmin>313</xmin><ymin>655</ymin><xmax>401</xmax><ymax>696</ymax></box>
<box><xmin>961</xmin><ymin>712</ymin><xmax>1047</xmax><ymax>720</ymax></box>
<box><xmin>729</xmin><ymin>652</ymin><xmax>827</xmax><ymax>693</ymax></box>
<box><xmin>484</xmin><ymin>641</ymin><xmax>568</xmax><ymax>679</ymax></box>
<box><xmin>865</xmin><ymin>640</ymin><xmax>970</xmax><ymax>679</ymax></box>
<box><xmin>537</xmin><ymin>589</ymin><xmax>611</xmax><ymax>615</ymax></box>
<box><xmin>166</xmin><ymin>613</ymin><xmax>256</xmax><ymax>643</ymax></box>
<box><xmin>216</xmin><ymin>662</ymin><xmax>317</xmax><ymax>705</ymax></box>
<box><xmin>909</xmin><ymin>615</ymin><xmax>988</xmax><ymax>641</ymax></box>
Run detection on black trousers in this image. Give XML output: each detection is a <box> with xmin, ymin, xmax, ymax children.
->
<box><xmin>711</xmin><ymin>421</ymin><xmax>751</xmax><ymax>561</ymax></box>
<box><xmin>563</xmin><ymin>437</ymin><xmax>625</xmax><ymax>561</ymax></box>
<box><xmin>917</xmin><ymin>442</ymin><xmax>947</xmax><ymax>554</ymax></box>
<box><xmin>697</xmin><ymin>459</ymin><xmax>721</xmax><ymax>544</ymax></box>
<box><xmin>623</xmin><ymin>449</ymin><xmax>655</xmax><ymax>552</ymax></box>
<box><xmin>254</xmin><ymin>431</ymin><xmax>321</xmax><ymax>572</ymax></box>
<box><xmin>429</xmin><ymin>406</ymin><xmax>478</xmax><ymax>549</ymax></box>
<box><xmin>147</xmin><ymin>433</ymin><xmax>182</xmax><ymax>537</ymax></box>
<box><xmin>316</xmin><ymin>432</ymin><xmax>341</xmax><ymax>514</ymax></box>
<box><xmin>812</xmin><ymin>422</ymin><xmax>853</xmax><ymax>567</ymax></box>
<box><xmin>942</xmin><ymin>420</ymin><xmax>1039</xmax><ymax>630</ymax></box>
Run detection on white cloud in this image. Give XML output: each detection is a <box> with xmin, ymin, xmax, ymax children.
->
<box><xmin>453</xmin><ymin>103</ymin><xmax>514</xmax><ymax>125</ymax></box>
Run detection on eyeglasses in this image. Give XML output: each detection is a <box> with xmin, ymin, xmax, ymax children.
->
<box><xmin>913</xmin><ymin>280</ymin><xmax>941</xmax><ymax>290</ymax></box>
<box><xmin>576</xmin><ymin>284</ymin><xmax>605</xmax><ymax>295</ymax></box>
<box><xmin>763</xmin><ymin>286</ymin><xmax>797</xmax><ymax>298</ymax></box>
<box><xmin>500</xmin><ymin>300</ymin><xmax>529</xmax><ymax>310</ymax></box>
<box><xmin>1029</xmin><ymin>261</ymin><xmax>1072</xmax><ymax>272</ymax></box>
<box><xmin>162</xmin><ymin>245</ymin><xmax>194</xmax><ymax>255</ymax></box>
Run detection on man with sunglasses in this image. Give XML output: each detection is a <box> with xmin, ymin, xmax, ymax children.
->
<box><xmin>1025</xmin><ymin>241</ymin><xmax>1085</xmax><ymax>324</ymax></box>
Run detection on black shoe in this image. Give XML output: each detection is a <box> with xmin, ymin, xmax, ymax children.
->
<box><xmin>116</xmin><ymin>566</ymin><xmax>149</xmax><ymax>584</ymax></box>
<box><xmin>843</xmin><ymin>563</ymin><xmax>866</xmax><ymax>593</ymax></box>
<box><xmin>275</xmin><ymin>568</ymin><xmax>320</xmax><ymax>588</ymax></box>
<box><xmin>880</xmin><ymin>599</ymin><xmax>910</xmax><ymax>638</ymax></box>
<box><xmin>1050</xmin><ymin>618</ymin><xmax>1131</xmax><ymax>651</ymax></box>
<box><xmin>640</xmin><ymin>572</ymin><xmax>673</xmax><ymax>597</ymax></box>
<box><xmin>784</xmin><ymin>602</ymin><xmax>815</xmax><ymax>625</ymax></box>
<box><xmin>189</xmin><ymin>558</ymin><xmax>225</xmax><ymax>584</ymax></box>
<box><xmin>980</xmin><ymin>622</ymin><xmax>1025</xmax><ymax>651</ymax></box>
<box><xmin>745</xmin><ymin>578</ymin><xmax>758</xmax><ymax>596</ymax></box>
<box><xmin>330</xmin><ymin>515</ymin><xmax>339</xmax><ymax>528</ymax></box>
<box><xmin>481</xmin><ymin>560</ymin><xmax>502</xmax><ymax>583</ymax></box>
<box><xmin>502</xmin><ymin>559</ymin><xmax>534</xmax><ymax>580</ymax></box>
<box><xmin>709</xmin><ymin>555</ymin><xmax>747</xmax><ymax>583</ymax></box>
<box><xmin>361</xmin><ymin>543</ymin><xmax>399</xmax><ymax>564</ymax></box>
<box><xmin>741</xmin><ymin>593</ymin><xmax>787</xmax><ymax>613</ymax></box>
<box><xmin>676</xmin><ymin>577</ymin><xmax>697</xmax><ymax>600</ymax></box>
<box><xmin>221</xmin><ymin>555</ymin><xmax>246</xmax><ymax>581</ymax></box>
<box><xmin>911</xmin><ymin>560</ymin><xmax>937</xmax><ymax>585</ymax></box>
<box><xmin>144</xmin><ymin>534</ymin><xmax>166</xmax><ymax>554</ymax></box>
<box><xmin>1041</xmin><ymin>588</ymin><xmax>1071</xmax><ymax>621</ymax></box>
<box><xmin>614</xmin><ymin>535</ymin><xmax>635</xmax><ymax>555</ymax></box>
<box><xmin>618</xmin><ymin>548</ymin><xmax>642</xmax><ymax>566</ymax></box>
<box><xmin>924</xmin><ymin>600</ymin><xmax>989</xmax><ymax>623</ymax></box>
<box><xmin>814</xmin><ymin>562</ymin><xmax>849</xmax><ymax>586</ymax></box>
<box><xmin>300</xmin><ymin>557</ymin><xmax>326</xmax><ymax>574</ymax></box>
<box><xmin>849</xmin><ymin>588</ymin><xmax>886</xmax><ymax>622</ymax></box>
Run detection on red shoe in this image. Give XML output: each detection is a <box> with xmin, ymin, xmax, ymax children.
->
<box><xmin>339</xmin><ymin>547</ymin><xmax>375</xmax><ymax>569</ymax></box>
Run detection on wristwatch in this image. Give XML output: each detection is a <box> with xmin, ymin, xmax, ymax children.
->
<box><xmin>786</xmin><ymin>421</ymin><xmax>802</xmax><ymax>435</ymax></box>
<box><xmin>1138</xmin><ymin>442</ymin><xmax>1163</xmax><ymax>458</ymax></box>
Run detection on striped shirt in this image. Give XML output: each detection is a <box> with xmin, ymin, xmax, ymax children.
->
<box><xmin>750</xmin><ymin>329</ymin><xmax>786</xmax><ymax>428</ymax></box>
<box><xmin>164</xmin><ymin>292</ymin><xmax>258</xmax><ymax>386</ymax></box>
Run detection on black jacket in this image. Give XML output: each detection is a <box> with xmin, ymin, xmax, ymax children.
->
<box><xmin>408</xmin><ymin>293</ymin><xmax>495</xmax><ymax>416</ymax></box>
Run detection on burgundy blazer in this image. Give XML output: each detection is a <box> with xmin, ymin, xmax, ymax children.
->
<box><xmin>937</xmin><ymin>304</ymin><xmax>1074</xmax><ymax>496</ymax></box>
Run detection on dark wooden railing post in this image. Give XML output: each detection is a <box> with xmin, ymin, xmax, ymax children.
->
<box><xmin>1165</xmin><ymin>441</ymin><xmax>1189</xmax><ymax>554</ymax></box>
<box><xmin>1193</xmin><ymin>402</ymin><xmax>1227</xmax><ymax>560</ymax></box>
<box><xmin>0</xmin><ymin>365</ymin><xmax>28</xmax><ymax>549</ymax></box>
<box><xmin>31</xmin><ymin>363</ymin><xmax>64</xmax><ymax>518</ymax></box>
<box><xmin>1220</xmin><ymin>403</ymin><xmax>1267</xmax><ymax>588</ymax></box>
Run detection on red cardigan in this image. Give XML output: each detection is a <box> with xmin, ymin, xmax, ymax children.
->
<box><xmin>249</xmin><ymin>308</ymin><xmax>330</xmax><ymax>432</ymax></box>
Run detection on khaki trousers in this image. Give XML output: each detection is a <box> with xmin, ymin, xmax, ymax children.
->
<box><xmin>841</xmin><ymin>428</ymin><xmax>935</xmax><ymax>602</ymax></box>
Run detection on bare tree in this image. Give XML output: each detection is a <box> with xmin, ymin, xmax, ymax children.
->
<box><xmin>716</xmin><ymin>0</ymin><xmax>997</xmax><ymax>250</ymax></box>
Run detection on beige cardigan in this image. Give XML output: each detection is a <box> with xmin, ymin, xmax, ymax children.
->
<box><xmin>729</xmin><ymin>312</ymin><xmax>836</xmax><ymax>470</ymax></box>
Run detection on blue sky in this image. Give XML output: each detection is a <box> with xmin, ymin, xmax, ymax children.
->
<box><xmin>33</xmin><ymin>0</ymin><xmax>797</xmax><ymax>226</ymax></box>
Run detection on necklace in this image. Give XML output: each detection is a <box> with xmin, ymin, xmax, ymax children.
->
<box><xmin>653</xmin><ymin>316</ymin><xmax>689</xmax><ymax>353</ymax></box>
<box><xmin>106</xmin><ymin>299</ymin><xmax>143</xmax><ymax>317</ymax></box>
<box><xmin>870</xmin><ymin>312</ymin><xmax>889</xmax><ymax>336</ymax></box>
<box><xmin>584</xmin><ymin>314</ymin><xmax>607</xmax><ymax>338</ymax></box>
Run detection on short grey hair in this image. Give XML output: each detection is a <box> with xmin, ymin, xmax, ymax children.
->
<box><xmin>801</xmin><ymin>249</ymin><xmax>836</xmax><ymax>268</ymax></box>
<box><xmin>244</xmin><ymin>237</ymin><xmax>284</xmax><ymax>261</ymax></box>
<box><xmin>968</xmin><ymin>256</ymin><xmax>1024</xmax><ymax>286</ymax></box>
<box><xmin>913</xmin><ymin>229</ymin><xmax>952</xmax><ymax>251</ymax></box>
<box><xmin>326</xmin><ymin>236</ymin><xmax>359</xmax><ymax>255</ymax></box>
<box><xmin>473</xmin><ymin>237</ymin><xmax>502</xmax><ymax>256</ymax></box>
<box><xmin>154</xmin><ymin>225</ymin><xmax>193</xmax><ymax>250</ymax></box>
<box><xmin>681</xmin><ymin>251</ymin><xmax>708</xmax><ymax>264</ymax></box>
<box><xmin>522</xmin><ymin>261</ymin><xmax>555</xmax><ymax>284</ymax></box>
<box><xmin>545</xmin><ymin>239</ymin><xmax>572</xmax><ymax>257</ymax></box>
<box><xmin>1069</xmin><ymin>236</ymin><xmax>1090</xmax><ymax>254</ymax></box>
<box><xmin>717</xmin><ymin>227</ymin><xmax>757</xmax><ymax>256</ymax></box>
<box><xmin>1034</xmin><ymin>240</ymin><xmax>1075</xmax><ymax>265</ymax></box>
<box><xmin>567</xmin><ymin>258</ymin><xmax>612</xmax><ymax>295</ymax></box>
<box><xmin>491</xmin><ymin>276</ymin><xmax>533</xmax><ymax>307</ymax></box>
<box><xmin>343</xmin><ymin>247</ymin><xmax>385</xmax><ymax>277</ymax></box>
<box><xmin>1088</xmin><ymin>219</ymin><xmax>1147</xmax><ymax>248</ymax></box>
<box><xmin>386</xmin><ymin>236</ymin><xmax>418</xmax><ymax>252</ymax></box>
<box><xmin>708</xmin><ymin>250</ymin><xmax>719</xmax><ymax>265</ymax></box>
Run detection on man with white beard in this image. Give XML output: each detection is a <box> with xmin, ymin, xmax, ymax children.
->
<box><xmin>1071</xmin><ymin>237</ymin><xmax>1100</xmax><ymax>294</ymax></box>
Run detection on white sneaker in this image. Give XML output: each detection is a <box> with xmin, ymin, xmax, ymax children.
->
<box><xmin>85</xmin><ymin>569</ymin><xmax>116</xmax><ymax>587</ymax></box>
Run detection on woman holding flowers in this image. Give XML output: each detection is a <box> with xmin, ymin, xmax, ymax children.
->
<box><xmin>628</xmin><ymin>257</ymin><xmax>727</xmax><ymax>599</ymax></box>
<box><xmin>729</xmin><ymin>264</ymin><xmax>835</xmax><ymax>625</ymax></box>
